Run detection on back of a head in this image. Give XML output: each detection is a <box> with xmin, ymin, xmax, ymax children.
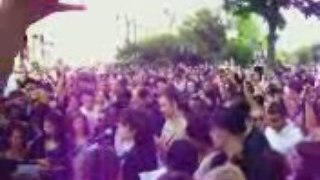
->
<box><xmin>211</xmin><ymin>107</ymin><xmax>247</xmax><ymax>136</ymax></box>
<box><xmin>203</xmin><ymin>163</ymin><xmax>246</xmax><ymax>180</ymax></box>
<box><xmin>166</xmin><ymin>140</ymin><xmax>199</xmax><ymax>175</ymax></box>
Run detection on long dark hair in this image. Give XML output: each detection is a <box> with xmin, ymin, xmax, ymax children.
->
<box><xmin>69</xmin><ymin>112</ymin><xmax>90</xmax><ymax>139</ymax></box>
<box><xmin>118</xmin><ymin>108</ymin><xmax>154</xmax><ymax>148</ymax></box>
<box><xmin>43</xmin><ymin>111</ymin><xmax>65</xmax><ymax>141</ymax></box>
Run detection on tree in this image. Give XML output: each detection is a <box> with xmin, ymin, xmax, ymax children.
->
<box><xmin>224</xmin><ymin>0</ymin><xmax>320</xmax><ymax>66</ymax></box>
<box><xmin>227</xmin><ymin>14</ymin><xmax>265</xmax><ymax>66</ymax></box>
<box><xmin>117</xmin><ymin>9</ymin><xmax>228</xmax><ymax>65</ymax></box>
<box><xmin>179</xmin><ymin>9</ymin><xmax>228</xmax><ymax>63</ymax></box>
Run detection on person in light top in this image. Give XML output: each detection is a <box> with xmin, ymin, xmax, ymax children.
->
<box><xmin>79</xmin><ymin>92</ymin><xmax>100</xmax><ymax>135</ymax></box>
<box><xmin>264</xmin><ymin>98</ymin><xmax>304</xmax><ymax>155</ymax></box>
<box><xmin>157</xmin><ymin>87</ymin><xmax>187</xmax><ymax>152</ymax></box>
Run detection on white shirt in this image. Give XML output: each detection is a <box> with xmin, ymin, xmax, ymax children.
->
<box><xmin>265</xmin><ymin>122</ymin><xmax>304</xmax><ymax>155</ymax></box>
<box><xmin>161</xmin><ymin>115</ymin><xmax>187</xmax><ymax>146</ymax></box>
<box><xmin>80</xmin><ymin>106</ymin><xmax>100</xmax><ymax>134</ymax></box>
<box><xmin>3</xmin><ymin>73</ymin><xmax>20</xmax><ymax>97</ymax></box>
<box><xmin>139</xmin><ymin>167</ymin><xmax>167</xmax><ymax>180</ymax></box>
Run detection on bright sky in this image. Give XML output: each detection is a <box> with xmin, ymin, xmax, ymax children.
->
<box><xmin>27</xmin><ymin>0</ymin><xmax>320</xmax><ymax>66</ymax></box>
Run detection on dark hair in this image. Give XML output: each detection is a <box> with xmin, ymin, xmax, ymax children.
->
<box><xmin>70</xmin><ymin>112</ymin><xmax>90</xmax><ymax>138</ymax></box>
<box><xmin>186</xmin><ymin>113</ymin><xmax>212</xmax><ymax>146</ymax></box>
<box><xmin>288</xmin><ymin>79</ymin><xmax>303</xmax><ymax>94</ymax></box>
<box><xmin>266</xmin><ymin>83</ymin><xmax>283</xmax><ymax>96</ymax></box>
<box><xmin>266</xmin><ymin>99</ymin><xmax>287</xmax><ymax>117</ymax></box>
<box><xmin>254</xmin><ymin>95</ymin><xmax>264</xmax><ymax>107</ymax></box>
<box><xmin>119</xmin><ymin>108</ymin><xmax>154</xmax><ymax>146</ymax></box>
<box><xmin>44</xmin><ymin>111</ymin><xmax>65</xmax><ymax>140</ymax></box>
<box><xmin>210</xmin><ymin>107</ymin><xmax>247</xmax><ymax>135</ymax></box>
<box><xmin>295</xmin><ymin>142</ymin><xmax>320</xmax><ymax>178</ymax></box>
<box><xmin>160</xmin><ymin>86</ymin><xmax>179</xmax><ymax>104</ymax></box>
<box><xmin>263</xmin><ymin>150</ymin><xmax>289</xmax><ymax>180</ymax></box>
<box><xmin>158</xmin><ymin>171</ymin><xmax>193</xmax><ymax>180</ymax></box>
<box><xmin>6</xmin><ymin>123</ymin><xmax>27</xmax><ymax>148</ymax></box>
<box><xmin>254</xmin><ymin>66</ymin><xmax>264</xmax><ymax>80</ymax></box>
<box><xmin>166</xmin><ymin>140</ymin><xmax>199</xmax><ymax>175</ymax></box>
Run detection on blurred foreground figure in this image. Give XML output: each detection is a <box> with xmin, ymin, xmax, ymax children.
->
<box><xmin>0</xmin><ymin>0</ymin><xmax>85</xmax><ymax>93</ymax></box>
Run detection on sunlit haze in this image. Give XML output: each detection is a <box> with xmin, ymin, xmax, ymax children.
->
<box><xmin>27</xmin><ymin>0</ymin><xmax>320</xmax><ymax>67</ymax></box>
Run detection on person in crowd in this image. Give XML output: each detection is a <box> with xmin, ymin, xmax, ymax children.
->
<box><xmin>166</xmin><ymin>140</ymin><xmax>199</xmax><ymax>176</ymax></box>
<box><xmin>115</xmin><ymin>108</ymin><xmax>157</xmax><ymax>180</ymax></box>
<box><xmin>3</xmin><ymin>59</ymin><xmax>320</xmax><ymax>180</ymax></box>
<box><xmin>185</xmin><ymin>113</ymin><xmax>213</xmax><ymax>161</ymax></box>
<box><xmin>264</xmin><ymin>98</ymin><xmax>304</xmax><ymax>155</ymax></box>
<box><xmin>28</xmin><ymin>111</ymin><xmax>68</xmax><ymax>180</ymax></box>
<box><xmin>66</xmin><ymin>95</ymin><xmax>80</xmax><ymax>116</ymax></box>
<box><xmin>79</xmin><ymin>92</ymin><xmax>100</xmax><ymax>135</ymax></box>
<box><xmin>288</xmin><ymin>141</ymin><xmax>320</xmax><ymax>180</ymax></box>
<box><xmin>195</xmin><ymin>106</ymin><xmax>285</xmax><ymax>180</ymax></box>
<box><xmin>284</xmin><ymin>79</ymin><xmax>304</xmax><ymax>126</ymax></box>
<box><xmin>157</xmin><ymin>87</ymin><xmax>187</xmax><ymax>153</ymax></box>
<box><xmin>2</xmin><ymin>124</ymin><xmax>28</xmax><ymax>161</ymax></box>
<box><xmin>140</xmin><ymin>139</ymin><xmax>198</xmax><ymax>180</ymax></box>
<box><xmin>194</xmin><ymin>107</ymin><xmax>246</xmax><ymax>180</ymax></box>
<box><xmin>68</xmin><ymin>112</ymin><xmax>90</xmax><ymax>180</ymax></box>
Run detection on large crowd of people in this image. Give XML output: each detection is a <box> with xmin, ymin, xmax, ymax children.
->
<box><xmin>0</xmin><ymin>60</ymin><xmax>320</xmax><ymax>180</ymax></box>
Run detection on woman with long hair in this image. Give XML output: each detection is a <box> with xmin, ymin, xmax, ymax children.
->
<box><xmin>115</xmin><ymin>108</ymin><xmax>158</xmax><ymax>180</ymax></box>
<box><xmin>28</xmin><ymin>111</ymin><xmax>68</xmax><ymax>180</ymax></box>
<box><xmin>68</xmin><ymin>112</ymin><xmax>90</xmax><ymax>180</ymax></box>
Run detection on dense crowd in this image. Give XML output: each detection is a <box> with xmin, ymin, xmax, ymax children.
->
<box><xmin>0</xmin><ymin>61</ymin><xmax>320</xmax><ymax>180</ymax></box>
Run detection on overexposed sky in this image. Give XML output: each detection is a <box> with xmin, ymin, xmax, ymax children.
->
<box><xmin>28</xmin><ymin>0</ymin><xmax>320</xmax><ymax>66</ymax></box>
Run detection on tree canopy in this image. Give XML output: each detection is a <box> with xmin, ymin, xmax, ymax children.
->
<box><xmin>224</xmin><ymin>0</ymin><xmax>320</xmax><ymax>65</ymax></box>
<box><xmin>117</xmin><ymin>9</ymin><xmax>228</xmax><ymax>65</ymax></box>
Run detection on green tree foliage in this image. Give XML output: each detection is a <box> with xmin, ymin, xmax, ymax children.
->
<box><xmin>291</xmin><ymin>46</ymin><xmax>315</xmax><ymax>65</ymax></box>
<box><xmin>178</xmin><ymin>9</ymin><xmax>228</xmax><ymax>63</ymax></box>
<box><xmin>224</xmin><ymin>0</ymin><xmax>320</xmax><ymax>66</ymax></box>
<box><xmin>227</xmin><ymin>15</ymin><xmax>265</xmax><ymax>66</ymax></box>
<box><xmin>117</xmin><ymin>9</ymin><xmax>227</xmax><ymax>65</ymax></box>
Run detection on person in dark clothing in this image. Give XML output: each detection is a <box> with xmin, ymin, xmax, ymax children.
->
<box><xmin>28</xmin><ymin>111</ymin><xmax>69</xmax><ymax>180</ymax></box>
<box><xmin>196</xmin><ymin>106</ymin><xmax>286</xmax><ymax>180</ymax></box>
<box><xmin>116</xmin><ymin>108</ymin><xmax>158</xmax><ymax>180</ymax></box>
<box><xmin>166</xmin><ymin>140</ymin><xmax>199</xmax><ymax>176</ymax></box>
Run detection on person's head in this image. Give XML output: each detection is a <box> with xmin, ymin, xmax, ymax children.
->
<box><xmin>158</xmin><ymin>87</ymin><xmax>179</xmax><ymax>119</ymax></box>
<box><xmin>131</xmin><ymin>86</ymin><xmax>150</xmax><ymax>108</ymax></box>
<box><xmin>117</xmin><ymin>108</ymin><xmax>153</xmax><ymax>146</ymax></box>
<box><xmin>156</xmin><ymin>77</ymin><xmax>168</xmax><ymax>93</ymax></box>
<box><xmin>186</xmin><ymin>113</ymin><xmax>212</xmax><ymax>151</ymax></box>
<box><xmin>158</xmin><ymin>171</ymin><xmax>193</xmax><ymax>180</ymax></box>
<box><xmin>71</xmin><ymin>112</ymin><xmax>89</xmax><ymax>137</ymax></box>
<box><xmin>252</xmin><ymin>66</ymin><xmax>264</xmax><ymax>82</ymax></box>
<box><xmin>186</xmin><ymin>80</ymin><xmax>196</xmax><ymax>94</ymax></box>
<box><xmin>287</xmin><ymin>78</ymin><xmax>303</xmax><ymax>100</ymax></box>
<box><xmin>209</xmin><ymin>107</ymin><xmax>247</xmax><ymax>150</ymax></box>
<box><xmin>43</xmin><ymin>111</ymin><xmax>63</xmax><ymax>139</ymax></box>
<box><xmin>81</xmin><ymin>92</ymin><xmax>94</xmax><ymax>110</ymax></box>
<box><xmin>265</xmin><ymin>99</ymin><xmax>287</xmax><ymax>131</ymax></box>
<box><xmin>166</xmin><ymin>140</ymin><xmax>199</xmax><ymax>175</ymax></box>
<box><xmin>95</xmin><ymin>90</ymin><xmax>107</xmax><ymax>105</ymax></box>
<box><xmin>249</xmin><ymin>108</ymin><xmax>265</xmax><ymax>130</ymax></box>
<box><xmin>7</xmin><ymin>124</ymin><xmax>26</xmax><ymax>150</ymax></box>
<box><xmin>68</xmin><ymin>95</ymin><xmax>80</xmax><ymax>110</ymax></box>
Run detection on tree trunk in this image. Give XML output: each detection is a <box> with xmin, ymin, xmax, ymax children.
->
<box><xmin>267</xmin><ymin>19</ymin><xmax>277</xmax><ymax>67</ymax></box>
